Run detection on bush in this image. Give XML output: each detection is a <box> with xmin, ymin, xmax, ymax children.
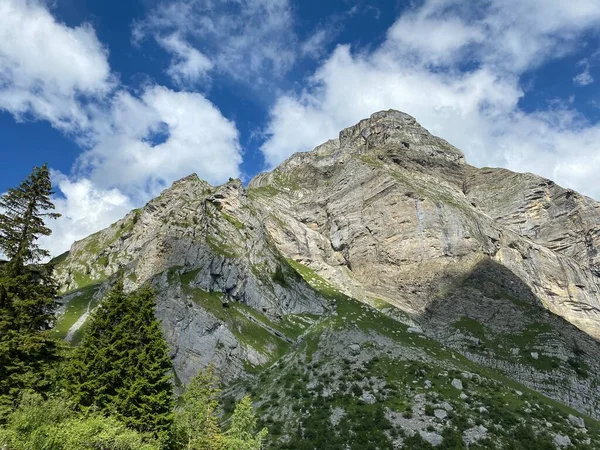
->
<box><xmin>0</xmin><ymin>393</ymin><xmax>159</xmax><ymax>450</ymax></box>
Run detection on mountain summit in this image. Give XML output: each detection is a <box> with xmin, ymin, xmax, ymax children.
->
<box><xmin>54</xmin><ymin>110</ymin><xmax>600</xmax><ymax>448</ymax></box>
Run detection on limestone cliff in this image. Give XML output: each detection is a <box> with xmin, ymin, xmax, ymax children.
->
<box><xmin>55</xmin><ymin>174</ymin><xmax>325</xmax><ymax>383</ymax></box>
<box><xmin>54</xmin><ymin>110</ymin><xmax>600</xmax><ymax>445</ymax></box>
<box><xmin>249</xmin><ymin>110</ymin><xmax>600</xmax><ymax>339</ymax></box>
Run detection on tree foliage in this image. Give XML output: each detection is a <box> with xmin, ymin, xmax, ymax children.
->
<box><xmin>173</xmin><ymin>368</ymin><xmax>267</xmax><ymax>450</ymax></box>
<box><xmin>0</xmin><ymin>392</ymin><xmax>159</xmax><ymax>450</ymax></box>
<box><xmin>69</xmin><ymin>280</ymin><xmax>174</xmax><ymax>443</ymax></box>
<box><xmin>0</xmin><ymin>164</ymin><xmax>59</xmax><ymax>264</ymax></box>
<box><xmin>0</xmin><ymin>165</ymin><xmax>62</xmax><ymax>421</ymax></box>
<box><xmin>174</xmin><ymin>365</ymin><xmax>225</xmax><ymax>450</ymax></box>
<box><xmin>224</xmin><ymin>395</ymin><xmax>268</xmax><ymax>450</ymax></box>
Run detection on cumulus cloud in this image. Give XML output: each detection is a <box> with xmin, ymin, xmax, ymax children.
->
<box><xmin>40</xmin><ymin>83</ymin><xmax>241</xmax><ymax>257</ymax></box>
<box><xmin>134</xmin><ymin>0</ymin><xmax>297</xmax><ymax>86</ymax></box>
<box><xmin>387</xmin><ymin>12</ymin><xmax>483</xmax><ymax>65</ymax></box>
<box><xmin>0</xmin><ymin>0</ymin><xmax>113</xmax><ymax>133</ymax></box>
<box><xmin>39</xmin><ymin>175</ymin><xmax>134</xmax><ymax>258</ymax></box>
<box><xmin>157</xmin><ymin>33</ymin><xmax>213</xmax><ymax>86</ymax></box>
<box><xmin>478</xmin><ymin>0</ymin><xmax>600</xmax><ymax>72</ymax></box>
<box><xmin>38</xmin><ymin>85</ymin><xmax>243</xmax><ymax>256</ymax></box>
<box><xmin>41</xmin><ymin>84</ymin><xmax>241</xmax><ymax>256</ymax></box>
<box><xmin>574</xmin><ymin>69</ymin><xmax>594</xmax><ymax>86</ymax></box>
<box><xmin>78</xmin><ymin>85</ymin><xmax>242</xmax><ymax>198</ymax></box>
<box><xmin>261</xmin><ymin>0</ymin><xmax>600</xmax><ymax>200</ymax></box>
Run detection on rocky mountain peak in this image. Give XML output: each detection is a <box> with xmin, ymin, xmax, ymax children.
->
<box><xmin>338</xmin><ymin>109</ymin><xmax>466</xmax><ymax>166</ymax></box>
<box><xmin>170</xmin><ymin>173</ymin><xmax>201</xmax><ymax>188</ymax></box>
<box><xmin>338</xmin><ymin>109</ymin><xmax>418</xmax><ymax>147</ymax></box>
<box><xmin>249</xmin><ymin>110</ymin><xmax>467</xmax><ymax>190</ymax></box>
<box><xmin>54</xmin><ymin>110</ymin><xmax>600</xmax><ymax>434</ymax></box>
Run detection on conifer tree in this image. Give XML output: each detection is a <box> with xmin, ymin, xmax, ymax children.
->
<box><xmin>70</xmin><ymin>280</ymin><xmax>174</xmax><ymax>444</ymax></box>
<box><xmin>0</xmin><ymin>164</ymin><xmax>60</xmax><ymax>265</ymax></box>
<box><xmin>174</xmin><ymin>364</ymin><xmax>224</xmax><ymax>450</ymax></box>
<box><xmin>224</xmin><ymin>396</ymin><xmax>267</xmax><ymax>450</ymax></box>
<box><xmin>0</xmin><ymin>165</ymin><xmax>61</xmax><ymax>421</ymax></box>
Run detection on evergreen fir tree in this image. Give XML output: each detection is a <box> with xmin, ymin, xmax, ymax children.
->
<box><xmin>0</xmin><ymin>164</ymin><xmax>60</xmax><ymax>265</ymax></box>
<box><xmin>224</xmin><ymin>396</ymin><xmax>267</xmax><ymax>450</ymax></box>
<box><xmin>0</xmin><ymin>269</ymin><xmax>61</xmax><ymax>419</ymax></box>
<box><xmin>0</xmin><ymin>165</ymin><xmax>61</xmax><ymax>421</ymax></box>
<box><xmin>70</xmin><ymin>280</ymin><xmax>174</xmax><ymax>444</ymax></box>
<box><xmin>174</xmin><ymin>364</ymin><xmax>224</xmax><ymax>450</ymax></box>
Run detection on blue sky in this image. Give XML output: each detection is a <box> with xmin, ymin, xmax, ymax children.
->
<box><xmin>1</xmin><ymin>0</ymin><xmax>600</xmax><ymax>255</ymax></box>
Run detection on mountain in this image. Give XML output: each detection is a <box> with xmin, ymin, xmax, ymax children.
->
<box><xmin>54</xmin><ymin>110</ymin><xmax>600</xmax><ymax>449</ymax></box>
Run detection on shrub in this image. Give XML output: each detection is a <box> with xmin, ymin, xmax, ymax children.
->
<box><xmin>0</xmin><ymin>393</ymin><xmax>158</xmax><ymax>450</ymax></box>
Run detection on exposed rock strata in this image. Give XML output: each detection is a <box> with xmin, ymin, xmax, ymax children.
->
<box><xmin>55</xmin><ymin>109</ymin><xmax>600</xmax><ymax>419</ymax></box>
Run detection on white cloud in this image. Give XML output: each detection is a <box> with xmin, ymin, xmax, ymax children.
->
<box><xmin>40</xmin><ymin>84</ymin><xmax>241</xmax><ymax>256</ymax></box>
<box><xmin>387</xmin><ymin>12</ymin><xmax>483</xmax><ymax>65</ymax></box>
<box><xmin>40</xmin><ymin>175</ymin><xmax>134</xmax><ymax>258</ymax></box>
<box><xmin>301</xmin><ymin>29</ymin><xmax>332</xmax><ymax>59</ymax></box>
<box><xmin>157</xmin><ymin>33</ymin><xmax>213</xmax><ymax>86</ymax></box>
<box><xmin>134</xmin><ymin>0</ymin><xmax>297</xmax><ymax>85</ymax></box>
<box><xmin>574</xmin><ymin>59</ymin><xmax>594</xmax><ymax>86</ymax></box>
<box><xmin>574</xmin><ymin>70</ymin><xmax>594</xmax><ymax>86</ymax></box>
<box><xmin>261</xmin><ymin>0</ymin><xmax>600</xmax><ymax>200</ymax></box>
<box><xmin>0</xmin><ymin>0</ymin><xmax>113</xmax><ymax>133</ymax></box>
<box><xmin>381</xmin><ymin>0</ymin><xmax>600</xmax><ymax>72</ymax></box>
<box><xmin>78</xmin><ymin>85</ymin><xmax>242</xmax><ymax>198</ymax></box>
<box><xmin>478</xmin><ymin>0</ymin><xmax>600</xmax><ymax>72</ymax></box>
<box><xmin>38</xmin><ymin>84</ymin><xmax>241</xmax><ymax>256</ymax></box>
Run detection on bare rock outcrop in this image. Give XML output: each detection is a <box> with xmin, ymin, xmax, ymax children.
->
<box><xmin>55</xmin><ymin>109</ymin><xmax>600</xmax><ymax>417</ymax></box>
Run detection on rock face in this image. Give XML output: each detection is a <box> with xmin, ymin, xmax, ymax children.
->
<box><xmin>248</xmin><ymin>110</ymin><xmax>600</xmax><ymax>339</ymax></box>
<box><xmin>55</xmin><ymin>174</ymin><xmax>326</xmax><ymax>383</ymax></box>
<box><xmin>55</xmin><ymin>110</ymin><xmax>600</xmax><ymax>429</ymax></box>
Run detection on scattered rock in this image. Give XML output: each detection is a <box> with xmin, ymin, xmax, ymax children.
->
<box><xmin>349</xmin><ymin>343</ymin><xmax>361</xmax><ymax>356</ymax></box>
<box><xmin>463</xmin><ymin>425</ymin><xmax>488</xmax><ymax>445</ymax></box>
<box><xmin>479</xmin><ymin>406</ymin><xmax>488</xmax><ymax>414</ymax></box>
<box><xmin>440</xmin><ymin>402</ymin><xmax>453</xmax><ymax>411</ymax></box>
<box><xmin>451</xmin><ymin>378</ymin><xmax>463</xmax><ymax>390</ymax></box>
<box><xmin>424</xmin><ymin>380</ymin><xmax>432</xmax><ymax>389</ymax></box>
<box><xmin>568</xmin><ymin>414</ymin><xmax>585</xmax><ymax>429</ymax></box>
<box><xmin>420</xmin><ymin>431</ymin><xmax>443</xmax><ymax>447</ymax></box>
<box><xmin>330</xmin><ymin>407</ymin><xmax>346</xmax><ymax>426</ymax></box>
<box><xmin>553</xmin><ymin>434</ymin><xmax>572</xmax><ymax>448</ymax></box>
<box><xmin>408</xmin><ymin>326</ymin><xmax>423</xmax><ymax>334</ymax></box>
<box><xmin>360</xmin><ymin>392</ymin><xmax>376</xmax><ymax>404</ymax></box>
<box><xmin>459</xmin><ymin>393</ymin><xmax>468</xmax><ymax>400</ymax></box>
<box><xmin>434</xmin><ymin>409</ymin><xmax>448</xmax><ymax>420</ymax></box>
<box><xmin>531</xmin><ymin>352</ymin><xmax>539</xmax><ymax>360</ymax></box>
